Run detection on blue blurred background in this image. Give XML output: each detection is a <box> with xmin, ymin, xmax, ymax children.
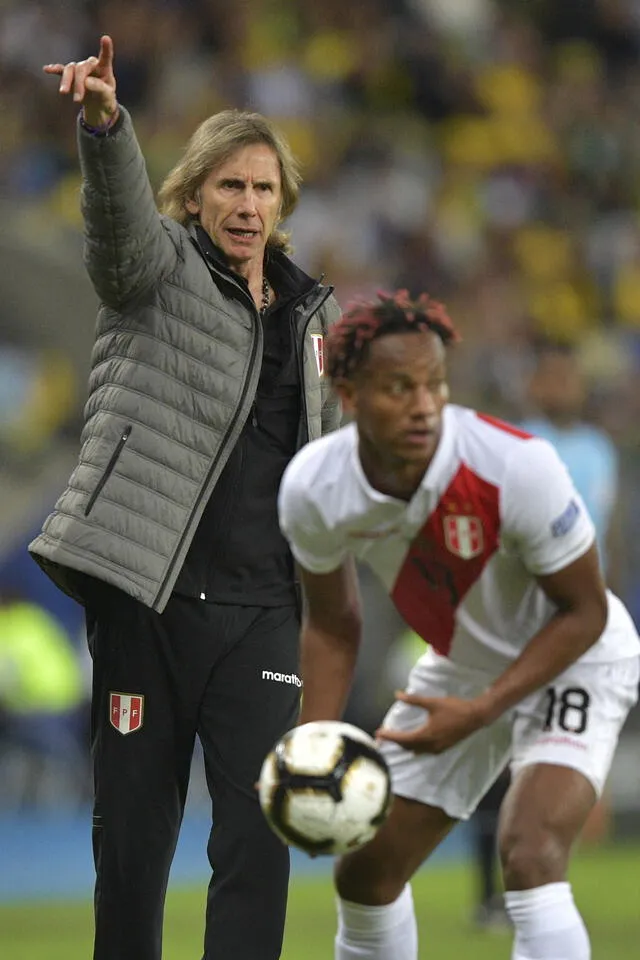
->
<box><xmin>1</xmin><ymin>0</ymin><xmax>639</xmax><ymax>907</ymax></box>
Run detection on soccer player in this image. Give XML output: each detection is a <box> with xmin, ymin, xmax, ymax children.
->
<box><xmin>278</xmin><ymin>290</ymin><xmax>640</xmax><ymax>960</ymax></box>
<box><xmin>522</xmin><ymin>344</ymin><xmax>619</xmax><ymax>576</ymax></box>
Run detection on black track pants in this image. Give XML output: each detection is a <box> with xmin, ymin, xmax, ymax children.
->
<box><xmin>85</xmin><ymin>585</ymin><xmax>301</xmax><ymax>960</ymax></box>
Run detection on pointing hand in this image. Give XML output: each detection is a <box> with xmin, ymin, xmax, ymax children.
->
<box><xmin>43</xmin><ymin>35</ymin><xmax>118</xmax><ymax>128</ymax></box>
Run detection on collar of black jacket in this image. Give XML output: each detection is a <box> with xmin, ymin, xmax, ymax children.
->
<box><xmin>190</xmin><ymin>222</ymin><xmax>317</xmax><ymax>300</ymax></box>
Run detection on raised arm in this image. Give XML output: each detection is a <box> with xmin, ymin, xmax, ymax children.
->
<box><xmin>298</xmin><ymin>560</ymin><xmax>363</xmax><ymax>724</ymax></box>
<box><xmin>278</xmin><ymin>452</ymin><xmax>362</xmax><ymax>721</ymax></box>
<box><xmin>43</xmin><ymin>36</ymin><xmax>176</xmax><ymax>308</ymax></box>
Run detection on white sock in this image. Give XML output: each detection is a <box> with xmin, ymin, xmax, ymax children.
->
<box><xmin>335</xmin><ymin>884</ymin><xmax>417</xmax><ymax>960</ymax></box>
<box><xmin>505</xmin><ymin>882</ymin><xmax>590</xmax><ymax>960</ymax></box>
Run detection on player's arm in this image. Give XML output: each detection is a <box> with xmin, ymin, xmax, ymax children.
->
<box><xmin>476</xmin><ymin>438</ymin><xmax>608</xmax><ymax>722</ymax></box>
<box><xmin>474</xmin><ymin>543</ymin><xmax>607</xmax><ymax>725</ymax></box>
<box><xmin>378</xmin><ymin>438</ymin><xmax>608</xmax><ymax>755</ymax></box>
<box><xmin>278</xmin><ymin>455</ymin><xmax>361</xmax><ymax>722</ymax></box>
<box><xmin>377</xmin><ymin>544</ymin><xmax>607</xmax><ymax>754</ymax></box>
<box><xmin>297</xmin><ymin>560</ymin><xmax>363</xmax><ymax>724</ymax></box>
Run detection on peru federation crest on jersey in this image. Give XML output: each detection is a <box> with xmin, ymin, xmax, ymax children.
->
<box><xmin>443</xmin><ymin>515</ymin><xmax>484</xmax><ymax>560</ymax></box>
<box><xmin>310</xmin><ymin>333</ymin><xmax>324</xmax><ymax>376</ymax></box>
<box><xmin>109</xmin><ymin>692</ymin><xmax>144</xmax><ymax>735</ymax></box>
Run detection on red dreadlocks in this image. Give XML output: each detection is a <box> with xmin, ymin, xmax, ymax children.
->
<box><xmin>326</xmin><ymin>289</ymin><xmax>461</xmax><ymax>381</ymax></box>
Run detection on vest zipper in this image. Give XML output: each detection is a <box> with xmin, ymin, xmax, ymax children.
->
<box><xmin>157</xmin><ymin>237</ymin><xmax>332</xmax><ymax>608</ymax></box>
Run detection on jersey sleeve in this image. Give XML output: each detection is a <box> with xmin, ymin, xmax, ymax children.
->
<box><xmin>502</xmin><ymin>439</ymin><xmax>596</xmax><ymax>575</ymax></box>
<box><xmin>278</xmin><ymin>466</ymin><xmax>349</xmax><ymax>574</ymax></box>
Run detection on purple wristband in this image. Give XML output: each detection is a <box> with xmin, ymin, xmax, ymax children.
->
<box><xmin>79</xmin><ymin>107</ymin><xmax>119</xmax><ymax>137</ymax></box>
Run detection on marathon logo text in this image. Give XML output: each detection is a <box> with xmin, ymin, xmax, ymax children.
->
<box><xmin>551</xmin><ymin>499</ymin><xmax>580</xmax><ymax>538</ymax></box>
<box><xmin>262</xmin><ymin>670</ymin><xmax>303</xmax><ymax>687</ymax></box>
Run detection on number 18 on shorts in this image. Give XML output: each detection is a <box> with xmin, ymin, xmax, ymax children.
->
<box><xmin>378</xmin><ymin>650</ymin><xmax>639</xmax><ymax>821</ymax></box>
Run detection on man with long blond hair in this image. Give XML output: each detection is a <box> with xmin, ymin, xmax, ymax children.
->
<box><xmin>31</xmin><ymin>35</ymin><xmax>341</xmax><ymax>960</ymax></box>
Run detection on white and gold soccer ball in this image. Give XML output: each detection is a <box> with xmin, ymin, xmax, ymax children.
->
<box><xmin>258</xmin><ymin>720</ymin><xmax>392</xmax><ymax>856</ymax></box>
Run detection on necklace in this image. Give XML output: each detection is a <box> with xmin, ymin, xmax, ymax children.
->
<box><xmin>260</xmin><ymin>276</ymin><xmax>270</xmax><ymax>315</ymax></box>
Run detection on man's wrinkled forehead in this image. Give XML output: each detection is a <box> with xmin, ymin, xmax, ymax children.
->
<box><xmin>209</xmin><ymin>143</ymin><xmax>281</xmax><ymax>182</ymax></box>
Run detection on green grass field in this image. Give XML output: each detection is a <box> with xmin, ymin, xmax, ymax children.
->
<box><xmin>2</xmin><ymin>846</ymin><xmax>639</xmax><ymax>959</ymax></box>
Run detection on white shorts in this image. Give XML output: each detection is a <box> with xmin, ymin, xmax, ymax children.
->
<box><xmin>378</xmin><ymin>648</ymin><xmax>640</xmax><ymax>820</ymax></box>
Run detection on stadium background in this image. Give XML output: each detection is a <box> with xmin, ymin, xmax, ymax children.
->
<box><xmin>0</xmin><ymin>0</ymin><xmax>639</xmax><ymax>956</ymax></box>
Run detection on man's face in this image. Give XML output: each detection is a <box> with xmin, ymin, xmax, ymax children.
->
<box><xmin>529</xmin><ymin>352</ymin><xmax>585</xmax><ymax>424</ymax></box>
<box><xmin>338</xmin><ymin>330</ymin><xmax>449</xmax><ymax>467</ymax></box>
<box><xmin>186</xmin><ymin>144</ymin><xmax>282</xmax><ymax>271</ymax></box>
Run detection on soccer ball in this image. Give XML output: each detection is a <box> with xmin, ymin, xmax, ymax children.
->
<box><xmin>258</xmin><ymin>720</ymin><xmax>392</xmax><ymax>856</ymax></box>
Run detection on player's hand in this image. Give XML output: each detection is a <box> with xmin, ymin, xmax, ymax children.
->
<box><xmin>43</xmin><ymin>35</ymin><xmax>118</xmax><ymax>127</ymax></box>
<box><xmin>375</xmin><ymin>691</ymin><xmax>487</xmax><ymax>755</ymax></box>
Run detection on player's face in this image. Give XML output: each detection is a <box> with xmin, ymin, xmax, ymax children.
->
<box><xmin>341</xmin><ymin>330</ymin><xmax>449</xmax><ymax>468</ymax></box>
<box><xmin>528</xmin><ymin>353</ymin><xmax>585</xmax><ymax>424</ymax></box>
<box><xmin>186</xmin><ymin>144</ymin><xmax>282</xmax><ymax>273</ymax></box>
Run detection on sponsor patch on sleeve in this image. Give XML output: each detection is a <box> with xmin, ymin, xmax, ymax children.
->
<box><xmin>551</xmin><ymin>499</ymin><xmax>580</xmax><ymax>538</ymax></box>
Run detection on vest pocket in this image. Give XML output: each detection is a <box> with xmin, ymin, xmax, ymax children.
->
<box><xmin>84</xmin><ymin>425</ymin><xmax>132</xmax><ymax>516</ymax></box>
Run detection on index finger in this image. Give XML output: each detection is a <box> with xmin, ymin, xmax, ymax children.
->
<box><xmin>98</xmin><ymin>34</ymin><xmax>114</xmax><ymax>67</ymax></box>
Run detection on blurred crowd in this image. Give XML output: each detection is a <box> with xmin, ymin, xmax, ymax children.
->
<box><xmin>2</xmin><ymin>5</ymin><xmax>640</xmax><ymax>376</ymax></box>
<box><xmin>2</xmin><ymin>1</ymin><xmax>640</xmax><ymax>415</ymax></box>
<box><xmin>2</xmin><ymin>0</ymin><xmax>640</xmax><ymax>805</ymax></box>
<box><xmin>0</xmin><ymin>336</ymin><xmax>76</xmax><ymax>474</ymax></box>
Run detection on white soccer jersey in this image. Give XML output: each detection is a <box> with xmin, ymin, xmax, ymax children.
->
<box><xmin>279</xmin><ymin>404</ymin><xmax>639</xmax><ymax>671</ymax></box>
